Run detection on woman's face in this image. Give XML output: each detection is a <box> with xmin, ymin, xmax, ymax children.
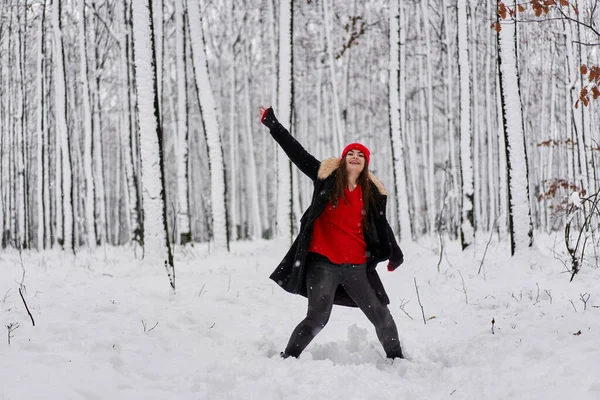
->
<box><xmin>345</xmin><ymin>149</ymin><xmax>366</xmax><ymax>174</ymax></box>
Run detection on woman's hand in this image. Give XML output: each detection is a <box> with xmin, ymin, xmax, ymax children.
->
<box><xmin>259</xmin><ymin>106</ymin><xmax>268</xmax><ymax>123</ymax></box>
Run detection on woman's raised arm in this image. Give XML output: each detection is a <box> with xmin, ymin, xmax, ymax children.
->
<box><xmin>259</xmin><ymin>106</ymin><xmax>320</xmax><ymax>181</ymax></box>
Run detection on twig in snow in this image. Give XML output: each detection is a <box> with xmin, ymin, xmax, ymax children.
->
<box><xmin>569</xmin><ymin>299</ymin><xmax>578</xmax><ymax>312</ymax></box>
<box><xmin>544</xmin><ymin>289</ymin><xmax>553</xmax><ymax>304</ymax></box>
<box><xmin>435</xmin><ymin>162</ymin><xmax>451</xmax><ymax>273</ymax></box>
<box><xmin>196</xmin><ymin>283</ymin><xmax>206</xmax><ymax>297</ymax></box>
<box><xmin>478</xmin><ymin>214</ymin><xmax>502</xmax><ymax>277</ymax></box>
<box><xmin>414</xmin><ymin>278</ymin><xmax>427</xmax><ymax>325</ymax></box>
<box><xmin>534</xmin><ymin>283</ymin><xmax>540</xmax><ymax>304</ymax></box>
<box><xmin>18</xmin><ymin>288</ymin><xmax>35</xmax><ymax>327</ymax></box>
<box><xmin>579</xmin><ymin>293</ymin><xmax>590</xmax><ymax>310</ymax></box>
<box><xmin>141</xmin><ymin>320</ymin><xmax>159</xmax><ymax>333</ymax></box>
<box><xmin>2</xmin><ymin>288</ymin><xmax>11</xmax><ymax>303</ymax></box>
<box><xmin>457</xmin><ymin>271</ymin><xmax>468</xmax><ymax>305</ymax></box>
<box><xmin>18</xmin><ymin>249</ymin><xmax>26</xmax><ymax>292</ymax></box>
<box><xmin>491</xmin><ymin>318</ymin><xmax>495</xmax><ymax>335</ymax></box>
<box><xmin>511</xmin><ymin>291</ymin><xmax>523</xmax><ymax>301</ymax></box>
<box><xmin>398</xmin><ymin>299</ymin><xmax>414</xmax><ymax>320</ymax></box>
<box><xmin>6</xmin><ymin>323</ymin><xmax>19</xmax><ymax>345</ymax></box>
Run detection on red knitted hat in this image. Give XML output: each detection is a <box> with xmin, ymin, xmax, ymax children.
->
<box><xmin>341</xmin><ymin>143</ymin><xmax>370</xmax><ymax>165</ymax></box>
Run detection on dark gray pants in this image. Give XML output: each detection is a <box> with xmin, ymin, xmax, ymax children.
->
<box><xmin>284</xmin><ymin>259</ymin><xmax>403</xmax><ymax>359</ymax></box>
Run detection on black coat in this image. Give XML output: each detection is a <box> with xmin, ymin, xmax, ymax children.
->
<box><xmin>263</xmin><ymin>108</ymin><xmax>404</xmax><ymax>308</ymax></box>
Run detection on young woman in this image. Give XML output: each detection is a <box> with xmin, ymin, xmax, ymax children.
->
<box><xmin>259</xmin><ymin>106</ymin><xmax>405</xmax><ymax>360</ymax></box>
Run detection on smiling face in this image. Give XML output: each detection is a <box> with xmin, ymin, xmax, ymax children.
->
<box><xmin>344</xmin><ymin>149</ymin><xmax>366</xmax><ymax>174</ymax></box>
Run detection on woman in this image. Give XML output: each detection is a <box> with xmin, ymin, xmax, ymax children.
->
<box><xmin>259</xmin><ymin>106</ymin><xmax>405</xmax><ymax>360</ymax></box>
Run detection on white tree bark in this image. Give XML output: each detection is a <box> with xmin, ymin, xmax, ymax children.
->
<box><xmin>497</xmin><ymin>13</ymin><xmax>533</xmax><ymax>254</ymax></box>
<box><xmin>15</xmin><ymin>3</ymin><xmax>26</xmax><ymax>249</ymax></box>
<box><xmin>389</xmin><ymin>0</ymin><xmax>411</xmax><ymax>241</ymax></box>
<box><xmin>35</xmin><ymin>1</ymin><xmax>46</xmax><ymax>249</ymax></box>
<box><xmin>441</xmin><ymin>0</ymin><xmax>460</xmax><ymax>236</ymax></box>
<box><xmin>322</xmin><ymin>0</ymin><xmax>345</xmax><ymax>151</ymax></box>
<box><xmin>52</xmin><ymin>0</ymin><xmax>73</xmax><ymax>251</ymax></box>
<box><xmin>187</xmin><ymin>0</ymin><xmax>229</xmax><ymax>250</ymax></box>
<box><xmin>420</xmin><ymin>0</ymin><xmax>436</xmax><ymax>234</ymax></box>
<box><xmin>276</xmin><ymin>0</ymin><xmax>294</xmax><ymax>242</ymax></box>
<box><xmin>458</xmin><ymin>0</ymin><xmax>474</xmax><ymax>248</ymax></box>
<box><xmin>91</xmin><ymin>7</ymin><xmax>107</xmax><ymax>245</ymax></box>
<box><xmin>175</xmin><ymin>0</ymin><xmax>190</xmax><ymax>243</ymax></box>
<box><xmin>79</xmin><ymin>0</ymin><xmax>96</xmax><ymax>247</ymax></box>
<box><xmin>243</xmin><ymin>51</ymin><xmax>263</xmax><ymax>239</ymax></box>
<box><xmin>132</xmin><ymin>0</ymin><xmax>168</xmax><ymax>258</ymax></box>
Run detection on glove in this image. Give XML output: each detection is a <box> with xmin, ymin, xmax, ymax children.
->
<box><xmin>260</xmin><ymin>107</ymin><xmax>278</xmax><ymax>129</ymax></box>
<box><xmin>387</xmin><ymin>254</ymin><xmax>404</xmax><ymax>272</ymax></box>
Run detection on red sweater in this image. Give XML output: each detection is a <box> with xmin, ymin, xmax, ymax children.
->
<box><xmin>308</xmin><ymin>185</ymin><xmax>367</xmax><ymax>264</ymax></box>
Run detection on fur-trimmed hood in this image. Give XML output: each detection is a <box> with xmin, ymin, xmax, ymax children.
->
<box><xmin>317</xmin><ymin>158</ymin><xmax>387</xmax><ymax>196</ymax></box>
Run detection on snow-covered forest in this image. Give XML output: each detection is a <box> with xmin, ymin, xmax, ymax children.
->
<box><xmin>2</xmin><ymin>1</ymin><xmax>600</xmax><ymax>398</ymax></box>
<box><xmin>1</xmin><ymin>0</ymin><xmax>599</xmax><ymax>258</ymax></box>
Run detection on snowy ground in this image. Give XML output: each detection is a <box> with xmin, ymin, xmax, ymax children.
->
<box><xmin>1</xmin><ymin>235</ymin><xmax>599</xmax><ymax>400</ymax></box>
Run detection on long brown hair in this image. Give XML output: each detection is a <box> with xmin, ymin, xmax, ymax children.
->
<box><xmin>328</xmin><ymin>156</ymin><xmax>374</xmax><ymax>226</ymax></box>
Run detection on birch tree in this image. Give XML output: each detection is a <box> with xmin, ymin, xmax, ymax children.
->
<box><xmin>132</xmin><ymin>0</ymin><xmax>175</xmax><ymax>288</ymax></box>
<box><xmin>458</xmin><ymin>0</ymin><xmax>474</xmax><ymax>249</ymax></box>
<box><xmin>79</xmin><ymin>0</ymin><xmax>96</xmax><ymax>247</ymax></box>
<box><xmin>322</xmin><ymin>0</ymin><xmax>345</xmax><ymax>151</ymax></box>
<box><xmin>497</xmin><ymin>3</ymin><xmax>534</xmax><ymax>254</ymax></box>
<box><xmin>388</xmin><ymin>0</ymin><xmax>411</xmax><ymax>241</ymax></box>
<box><xmin>276</xmin><ymin>0</ymin><xmax>294</xmax><ymax>243</ymax></box>
<box><xmin>16</xmin><ymin>0</ymin><xmax>27</xmax><ymax>249</ymax></box>
<box><xmin>419</xmin><ymin>0</ymin><xmax>436</xmax><ymax>234</ymax></box>
<box><xmin>174</xmin><ymin>0</ymin><xmax>191</xmax><ymax>244</ymax></box>
<box><xmin>34</xmin><ymin>0</ymin><xmax>47</xmax><ymax>249</ymax></box>
<box><xmin>51</xmin><ymin>0</ymin><xmax>74</xmax><ymax>252</ymax></box>
<box><xmin>187</xmin><ymin>0</ymin><xmax>229</xmax><ymax>251</ymax></box>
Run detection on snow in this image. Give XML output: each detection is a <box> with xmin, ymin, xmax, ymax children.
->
<box><xmin>2</xmin><ymin>236</ymin><xmax>599</xmax><ymax>399</ymax></box>
<box><xmin>569</xmin><ymin>191</ymin><xmax>582</xmax><ymax>208</ymax></box>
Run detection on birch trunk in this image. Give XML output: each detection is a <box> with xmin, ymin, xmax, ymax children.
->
<box><xmin>441</xmin><ymin>0</ymin><xmax>459</xmax><ymax>237</ymax></box>
<box><xmin>79</xmin><ymin>0</ymin><xmax>96</xmax><ymax>247</ymax></box>
<box><xmin>187</xmin><ymin>0</ymin><xmax>229</xmax><ymax>251</ymax></box>
<box><xmin>243</xmin><ymin>51</ymin><xmax>263</xmax><ymax>239</ymax></box>
<box><xmin>52</xmin><ymin>0</ymin><xmax>74</xmax><ymax>252</ymax></box>
<box><xmin>389</xmin><ymin>0</ymin><xmax>411</xmax><ymax>240</ymax></box>
<box><xmin>497</xmin><ymin>11</ymin><xmax>533</xmax><ymax>254</ymax></box>
<box><xmin>35</xmin><ymin>0</ymin><xmax>47</xmax><ymax>249</ymax></box>
<box><xmin>122</xmin><ymin>0</ymin><xmax>143</xmax><ymax>245</ymax></box>
<box><xmin>16</xmin><ymin>1</ymin><xmax>26</xmax><ymax>248</ymax></box>
<box><xmin>276</xmin><ymin>0</ymin><xmax>294</xmax><ymax>243</ymax></box>
<box><xmin>420</xmin><ymin>0</ymin><xmax>436</xmax><ymax>234</ymax></box>
<box><xmin>458</xmin><ymin>0</ymin><xmax>474</xmax><ymax>248</ymax></box>
<box><xmin>322</xmin><ymin>0</ymin><xmax>344</xmax><ymax>151</ymax></box>
<box><xmin>91</xmin><ymin>7</ymin><xmax>107</xmax><ymax>245</ymax></box>
<box><xmin>175</xmin><ymin>0</ymin><xmax>191</xmax><ymax>244</ymax></box>
<box><xmin>132</xmin><ymin>0</ymin><xmax>175</xmax><ymax>287</ymax></box>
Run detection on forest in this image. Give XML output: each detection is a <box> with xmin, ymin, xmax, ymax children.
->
<box><xmin>0</xmin><ymin>0</ymin><xmax>598</xmax><ymax>273</ymax></box>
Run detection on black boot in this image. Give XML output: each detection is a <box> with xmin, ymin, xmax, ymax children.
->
<box><xmin>386</xmin><ymin>346</ymin><xmax>404</xmax><ymax>360</ymax></box>
<box><xmin>280</xmin><ymin>351</ymin><xmax>296</xmax><ymax>359</ymax></box>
